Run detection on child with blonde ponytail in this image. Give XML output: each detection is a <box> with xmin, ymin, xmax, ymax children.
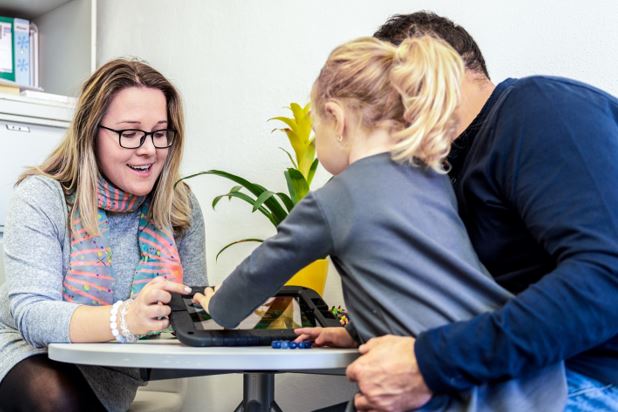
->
<box><xmin>198</xmin><ymin>36</ymin><xmax>566</xmax><ymax>411</ymax></box>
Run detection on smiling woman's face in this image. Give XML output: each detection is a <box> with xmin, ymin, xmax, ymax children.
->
<box><xmin>96</xmin><ymin>86</ymin><xmax>169</xmax><ymax>196</ymax></box>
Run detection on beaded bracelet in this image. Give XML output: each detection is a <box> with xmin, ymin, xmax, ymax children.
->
<box><xmin>119</xmin><ymin>299</ymin><xmax>137</xmax><ymax>343</ymax></box>
<box><xmin>109</xmin><ymin>300</ymin><xmax>125</xmax><ymax>343</ymax></box>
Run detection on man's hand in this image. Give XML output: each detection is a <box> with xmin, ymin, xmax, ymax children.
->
<box><xmin>346</xmin><ymin>335</ymin><xmax>432</xmax><ymax>412</ymax></box>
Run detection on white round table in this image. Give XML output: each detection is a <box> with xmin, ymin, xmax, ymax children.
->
<box><xmin>49</xmin><ymin>337</ymin><xmax>359</xmax><ymax>412</ymax></box>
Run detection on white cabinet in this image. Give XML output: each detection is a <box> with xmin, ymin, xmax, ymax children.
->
<box><xmin>0</xmin><ymin>0</ymin><xmax>96</xmax><ymax>96</ymax></box>
<box><xmin>0</xmin><ymin>95</ymin><xmax>73</xmax><ymax>234</ymax></box>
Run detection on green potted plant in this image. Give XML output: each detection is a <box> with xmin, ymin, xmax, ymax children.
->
<box><xmin>178</xmin><ymin>102</ymin><xmax>328</xmax><ymax>294</ymax></box>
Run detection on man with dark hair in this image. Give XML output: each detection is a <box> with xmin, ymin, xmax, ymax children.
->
<box><xmin>344</xmin><ymin>11</ymin><xmax>618</xmax><ymax>411</ymax></box>
<box><xmin>374</xmin><ymin>12</ymin><xmax>490</xmax><ymax>78</ymax></box>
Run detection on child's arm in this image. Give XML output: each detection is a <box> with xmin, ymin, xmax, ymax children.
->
<box><xmin>207</xmin><ymin>193</ymin><xmax>333</xmax><ymax>328</ymax></box>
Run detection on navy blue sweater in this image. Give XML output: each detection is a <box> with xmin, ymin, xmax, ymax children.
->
<box><xmin>415</xmin><ymin>76</ymin><xmax>618</xmax><ymax>393</ymax></box>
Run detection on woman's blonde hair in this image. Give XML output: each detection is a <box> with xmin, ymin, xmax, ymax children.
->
<box><xmin>311</xmin><ymin>35</ymin><xmax>464</xmax><ymax>173</ymax></box>
<box><xmin>17</xmin><ymin>58</ymin><xmax>192</xmax><ymax>235</ymax></box>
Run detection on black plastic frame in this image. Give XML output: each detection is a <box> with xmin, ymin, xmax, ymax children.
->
<box><xmin>170</xmin><ymin>286</ymin><xmax>342</xmax><ymax>347</ymax></box>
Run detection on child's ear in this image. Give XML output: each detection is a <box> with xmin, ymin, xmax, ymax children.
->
<box><xmin>324</xmin><ymin>101</ymin><xmax>345</xmax><ymax>137</ymax></box>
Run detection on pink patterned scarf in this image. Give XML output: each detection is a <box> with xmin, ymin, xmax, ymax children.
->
<box><xmin>63</xmin><ymin>178</ymin><xmax>183</xmax><ymax>305</ymax></box>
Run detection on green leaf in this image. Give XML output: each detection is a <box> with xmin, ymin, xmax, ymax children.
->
<box><xmin>174</xmin><ymin>171</ymin><xmax>209</xmax><ymax>189</ymax></box>
<box><xmin>284</xmin><ymin>168</ymin><xmax>309</xmax><ymax>204</ymax></box>
<box><xmin>212</xmin><ymin>191</ymin><xmax>277</xmax><ymax>226</ymax></box>
<box><xmin>208</xmin><ymin>170</ymin><xmax>267</xmax><ymax>192</ymax></box>
<box><xmin>252</xmin><ymin>190</ymin><xmax>275</xmax><ymax>212</ymax></box>
<box><xmin>276</xmin><ymin>192</ymin><xmax>294</xmax><ymax>212</ymax></box>
<box><xmin>181</xmin><ymin>170</ymin><xmax>288</xmax><ymax>226</ymax></box>
<box><xmin>210</xmin><ymin>185</ymin><xmax>243</xmax><ymax>208</ymax></box>
<box><xmin>211</xmin><ymin>194</ymin><xmax>225</xmax><ymax>209</ymax></box>
<box><xmin>216</xmin><ymin>238</ymin><xmax>263</xmax><ymax>261</ymax></box>
<box><xmin>228</xmin><ymin>185</ymin><xmax>243</xmax><ymax>197</ymax></box>
<box><xmin>306</xmin><ymin>158</ymin><xmax>319</xmax><ymax>187</ymax></box>
<box><xmin>211</xmin><ymin>188</ymin><xmax>251</xmax><ymax>210</ymax></box>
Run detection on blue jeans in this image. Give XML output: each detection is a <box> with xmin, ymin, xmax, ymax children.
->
<box><xmin>317</xmin><ymin>369</ymin><xmax>618</xmax><ymax>412</ymax></box>
<box><xmin>565</xmin><ymin>369</ymin><xmax>618</xmax><ymax>411</ymax></box>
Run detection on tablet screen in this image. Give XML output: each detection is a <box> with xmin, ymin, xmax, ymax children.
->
<box><xmin>187</xmin><ymin>296</ymin><xmax>317</xmax><ymax>330</ymax></box>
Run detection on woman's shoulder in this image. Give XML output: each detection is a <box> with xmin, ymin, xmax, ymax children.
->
<box><xmin>186</xmin><ymin>188</ymin><xmax>200</xmax><ymax>207</ymax></box>
<box><xmin>173</xmin><ymin>187</ymin><xmax>204</xmax><ymax>239</ymax></box>
<box><xmin>6</xmin><ymin>175</ymin><xmax>68</xmax><ymax>237</ymax></box>
<box><xmin>187</xmin><ymin>189</ymin><xmax>204</xmax><ymax>225</ymax></box>
<box><xmin>14</xmin><ymin>175</ymin><xmax>66</xmax><ymax>205</ymax></box>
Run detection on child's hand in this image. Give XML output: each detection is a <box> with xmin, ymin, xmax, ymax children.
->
<box><xmin>294</xmin><ymin>327</ymin><xmax>358</xmax><ymax>348</ymax></box>
<box><xmin>192</xmin><ymin>286</ymin><xmax>216</xmax><ymax>312</ymax></box>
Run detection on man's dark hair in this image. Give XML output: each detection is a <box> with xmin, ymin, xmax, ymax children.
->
<box><xmin>374</xmin><ymin>11</ymin><xmax>490</xmax><ymax>79</ymax></box>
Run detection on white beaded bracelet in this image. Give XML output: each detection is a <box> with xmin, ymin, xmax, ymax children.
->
<box><xmin>109</xmin><ymin>300</ymin><xmax>125</xmax><ymax>343</ymax></box>
<box><xmin>119</xmin><ymin>299</ymin><xmax>137</xmax><ymax>343</ymax></box>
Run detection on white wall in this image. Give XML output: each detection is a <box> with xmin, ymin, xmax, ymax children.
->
<box><xmin>0</xmin><ymin>239</ymin><xmax>4</xmax><ymax>285</ymax></box>
<box><xmin>96</xmin><ymin>0</ymin><xmax>618</xmax><ymax>289</ymax></box>
<box><xmin>96</xmin><ymin>1</ymin><xmax>618</xmax><ymax>410</ymax></box>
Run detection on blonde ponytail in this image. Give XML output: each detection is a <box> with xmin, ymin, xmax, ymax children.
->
<box><xmin>389</xmin><ymin>36</ymin><xmax>464</xmax><ymax>172</ymax></box>
<box><xmin>312</xmin><ymin>35</ymin><xmax>463</xmax><ymax>174</ymax></box>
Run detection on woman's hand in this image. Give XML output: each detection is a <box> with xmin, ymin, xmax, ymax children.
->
<box><xmin>294</xmin><ymin>326</ymin><xmax>358</xmax><ymax>348</ymax></box>
<box><xmin>126</xmin><ymin>276</ymin><xmax>191</xmax><ymax>335</ymax></box>
<box><xmin>192</xmin><ymin>286</ymin><xmax>216</xmax><ymax>312</ymax></box>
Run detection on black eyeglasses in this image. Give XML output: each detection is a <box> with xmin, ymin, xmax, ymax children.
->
<box><xmin>99</xmin><ymin>125</ymin><xmax>176</xmax><ymax>149</ymax></box>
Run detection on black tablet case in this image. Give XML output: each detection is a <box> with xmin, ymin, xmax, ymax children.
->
<box><xmin>170</xmin><ymin>286</ymin><xmax>342</xmax><ymax>347</ymax></box>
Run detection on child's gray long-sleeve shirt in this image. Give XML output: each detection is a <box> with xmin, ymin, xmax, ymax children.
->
<box><xmin>209</xmin><ymin>153</ymin><xmax>566</xmax><ymax>412</ymax></box>
<box><xmin>0</xmin><ymin>175</ymin><xmax>207</xmax><ymax>411</ymax></box>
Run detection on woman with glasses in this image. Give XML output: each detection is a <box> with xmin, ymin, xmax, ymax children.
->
<box><xmin>0</xmin><ymin>58</ymin><xmax>207</xmax><ymax>411</ymax></box>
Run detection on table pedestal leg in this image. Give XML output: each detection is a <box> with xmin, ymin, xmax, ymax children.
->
<box><xmin>234</xmin><ymin>373</ymin><xmax>283</xmax><ymax>412</ymax></box>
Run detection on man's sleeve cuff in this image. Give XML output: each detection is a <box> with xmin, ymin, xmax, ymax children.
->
<box><xmin>415</xmin><ymin>331</ymin><xmax>466</xmax><ymax>394</ymax></box>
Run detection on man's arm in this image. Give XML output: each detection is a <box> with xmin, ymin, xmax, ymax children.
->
<box><xmin>417</xmin><ymin>80</ymin><xmax>618</xmax><ymax>392</ymax></box>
